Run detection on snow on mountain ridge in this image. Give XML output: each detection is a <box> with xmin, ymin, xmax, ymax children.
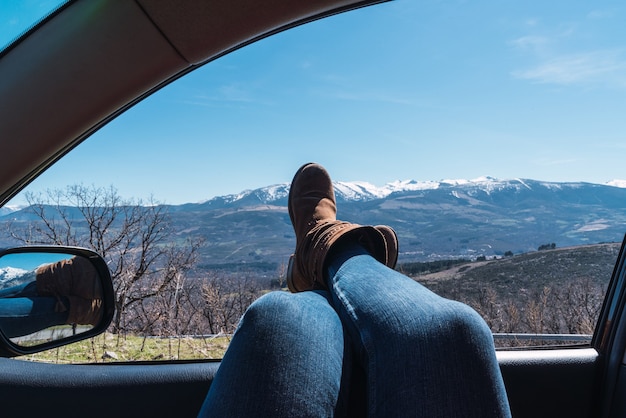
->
<box><xmin>334</xmin><ymin>179</ymin><xmax>445</xmax><ymax>200</ymax></box>
<box><xmin>0</xmin><ymin>205</ymin><xmax>24</xmax><ymax>216</ymax></box>
<box><xmin>0</xmin><ymin>266</ymin><xmax>31</xmax><ymax>290</ymax></box>
<box><xmin>216</xmin><ymin>183</ymin><xmax>290</xmax><ymax>204</ymax></box>
<box><xmin>334</xmin><ymin>181</ymin><xmax>389</xmax><ymax>200</ymax></box>
<box><xmin>206</xmin><ymin>177</ymin><xmax>615</xmax><ymax>205</ymax></box>
<box><xmin>607</xmin><ymin>179</ymin><xmax>626</xmax><ymax>188</ymax></box>
<box><xmin>262</xmin><ymin>184</ymin><xmax>290</xmax><ymax>200</ymax></box>
<box><xmin>0</xmin><ymin>266</ymin><xmax>28</xmax><ymax>281</ymax></box>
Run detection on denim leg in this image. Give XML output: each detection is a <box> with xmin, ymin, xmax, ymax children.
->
<box><xmin>199</xmin><ymin>290</ymin><xmax>346</xmax><ymax>418</ymax></box>
<box><xmin>0</xmin><ymin>279</ymin><xmax>70</xmax><ymax>338</ymax></box>
<box><xmin>0</xmin><ymin>295</ymin><xmax>68</xmax><ymax>338</ymax></box>
<box><xmin>327</xmin><ymin>252</ymin><xmax>511</xmax><ymax>418</ymax></box>
<box><xmin>0</xmin><ymin>281</ymin><xmax>38</xmax><ymax>298</ymax></box>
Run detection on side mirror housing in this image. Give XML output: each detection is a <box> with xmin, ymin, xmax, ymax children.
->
<box><xmin>0</xmin><ymin>246</ymin><xmax>114</xmax><ymax>357</ymax></box>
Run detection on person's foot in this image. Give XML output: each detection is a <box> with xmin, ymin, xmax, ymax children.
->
<box><xmin>287</xmin><ymin>162</ymin><xmax>337</xmax><ymax>292</ymax></box>
<box><xmin>286</xmin><ymin>163</ymin><xmax>399</xmax><ymax>292</ymax></box>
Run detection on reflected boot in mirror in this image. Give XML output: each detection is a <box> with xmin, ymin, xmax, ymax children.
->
<box><xmin>35</xmin><ymin>257</ymin><xmax>104</xmax><ymax>325</ymax></box>
<box><xmin>66</xmin><ymin>296</ymin><xmax>103</xmax><ymax>326</ymax></box>
<box><xmin>286</xmin><ymin>162</ymin><xmax>399</xmax><ymax>292</ymax></box>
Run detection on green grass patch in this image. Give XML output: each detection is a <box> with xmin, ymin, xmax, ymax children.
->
<box><xmin>20</xmin><ymin>333</ymin><xmax>231</xmax><ymax>364</ymax></box>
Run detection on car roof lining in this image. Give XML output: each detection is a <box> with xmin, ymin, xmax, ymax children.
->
<box><xmin>0</xmin><ymin>0</ymin><xmax>387</xmax><ymax>207</ymax></box>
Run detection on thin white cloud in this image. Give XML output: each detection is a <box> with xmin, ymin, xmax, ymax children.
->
<box><xmin>533</xmin><ymin>157</ymin><xmax>579</xmax><ymax>167</ymax></box>
<box><xmin>326</xmin><ymin>90</ymin><xmax>413</xmax><ymax>105</ymax></box>
<box><xmin>218</xmin><ymin>84</ymin><xmax>256</xmax><ymax>103</ymax></box>
<box><xmin>525</xmin><ymin>18</ymin><xmax>540</xmax><ymax>27</ymax></box>
<box><xmin>512</xmin><ymin>49</ymin><xmax>626</xmax><ymax>87</ymax></box>
<box><xmin>587</xmin><ymin>9</ymin><xmax>614</xmax><ymax>20</ymax></box>
<box><xmin>312</xmin><ymin>75</ymin><xmax>413</xmax><ymax>105</ymax></box>
<box><xmin>509</xmin><ymin>35</ymin><xmax>549</xmax><ymax>52</ymax></box>
<box><xmin>175</xmin><ymin>86</ymin><xmax>274</xmax><ymax>107</ymax></box>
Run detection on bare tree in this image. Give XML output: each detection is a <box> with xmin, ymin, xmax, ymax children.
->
<box><xmin>201</xmin><ymin>273</ymin><xmax>262</xmax><ymax>335</ymax></box>
<box><xmin>7</xmin><ymin>184</ymin><xmax>202</xmax><ymax>334</ymax></box>
<box><xmin>138</xmin><ymin>243</ymin><xmax>204</xmax><ymax>338</ymax></box>
<box><xmin>469</xmin><ymin>287</ymin><xmax>500</xmax><ymax>330</ymax></box>
<box><xmin>556</xmin><ymin>277</ymin><xmax>605</xmax><ymax>335</ymax></box>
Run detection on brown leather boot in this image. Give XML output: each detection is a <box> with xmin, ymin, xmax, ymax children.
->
<box><xmin>286</xmin><ymin>163</ymin><xmax>399</xmax><ymax>292</ymax></box>
<box><xmin>374</xmin><ymin>225</ymin><xmax>399</xmax><ymax>269</ymax></box>
<box><xmin>66</xmin><ymin>296</ymin><xmax>104</xmax><ymax>326</ymax></box>
<box><xmin>36</xmin><ymin>256</ymin><xmax>104</xmax><ymax>324</ymax></box>
<box><xmin>36</xmin><ymin>256</ymin><xmax>103</xmax><ymax>301</ymax></box>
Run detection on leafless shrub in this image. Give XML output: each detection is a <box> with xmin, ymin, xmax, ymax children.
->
<box><xmin>6</xmin><ymin>185</ymin><xmax>203</xmax><ymax>335</ymax></box>
<box><xmin>200</xmin><ymin>273</ymin><xmax>264</xmax><ymax>335</ymax></box>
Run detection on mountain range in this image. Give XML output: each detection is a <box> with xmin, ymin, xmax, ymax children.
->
<box><xmin>168</xmin><ymin>177</ymin><xmax>626</xmax><ymax>267</ymax></box>
<box><xmin>3</xmin><ymin>177</ymin><xmax>626</xmax><ymax>269</ymax></box>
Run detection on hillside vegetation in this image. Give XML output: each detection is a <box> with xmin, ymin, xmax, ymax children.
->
<box><xmin>407</xmin><ymin>243</ymin><xmax>621</xmax><ymax>346</ymax></box>
<box><xmin>25</xmin><ymin>242</ymin><xmax>623</xmax><ymax>362</ymax></box>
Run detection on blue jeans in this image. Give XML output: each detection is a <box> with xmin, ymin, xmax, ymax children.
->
<box><xmin>0</xmin><ymin>280</ymin><xmax>69</xmax><ymax>338</ymax></box>
<box><xmin>199</xmin><ymin>250</ymin><xmax>511</xmax><ymax>417</ymax></box>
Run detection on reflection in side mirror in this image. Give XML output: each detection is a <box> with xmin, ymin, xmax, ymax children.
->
<box><xmin>0</xmin><ymin>246</ymin><xmax>114</xmax><ymax>357</ymax></box>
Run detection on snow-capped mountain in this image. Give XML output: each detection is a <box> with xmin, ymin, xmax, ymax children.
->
<box><xmin>201</xmin><ymin>176</ymin><xmax>612</xmax><ymax>206</ymax></box>
<box><xmin>204</xmin><ymin>178</ymin><xmax>454</xmax><ymax>205</ymax></box>
<box><xmin>607</xmin><ymin>179</ymin><xmax>626</xmax><ymax>188</ymax></box>
<box><xmin>179</xmin><ymin>176</ymin><xmax>626</xmax><ymax>264</ymax></box>
<box><xmin>4</xmin><ymin>177</ymin><xmax>626</xmax><ymax>266</ymax></box>
<box><xmin>0</xmin><ymin>266</ymin><xmax>30</xmax><ymax>290</ymax></box>
<box><xmin>0</xmin><ymin>205</ymin><xmax>23</xmax><ymax>217</ymax></box>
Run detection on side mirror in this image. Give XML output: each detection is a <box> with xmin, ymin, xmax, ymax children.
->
<box><xmin>0</xmin><ymin>246</ymin><xmax>114</xmax><ymax>357</ymax></box>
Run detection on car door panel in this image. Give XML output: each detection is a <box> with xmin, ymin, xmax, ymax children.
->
<box><xmin>0</xmin><ymin>349</ymin><xmax>602</xmax><ymax>418</ymax></box>
<box><xmin>498</xmin><ymin>348</ymin><xmax>600</xmax><ymax>418</ymax></box>
<box><xmin>0</xmin><ymin>358</ymin><xmax>217</xmax><ymax>418</ymax></box>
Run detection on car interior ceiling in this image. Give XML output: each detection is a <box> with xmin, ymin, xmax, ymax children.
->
<box><xmin>0</xmin><ymin>0</ymin><xmax>387</xmax><ymax>207</ymax></box>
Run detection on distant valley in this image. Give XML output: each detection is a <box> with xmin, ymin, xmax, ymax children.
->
<box><xmin>2</xmin><ymin>177</ymin><xmax>626</xmax><ymax>270</ymax></box>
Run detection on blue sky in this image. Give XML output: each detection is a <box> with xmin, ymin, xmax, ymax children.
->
<box><xmin>3</xmin><ymin>1</ymin><xmax>626</xmax><ymax>205</ymax></box>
